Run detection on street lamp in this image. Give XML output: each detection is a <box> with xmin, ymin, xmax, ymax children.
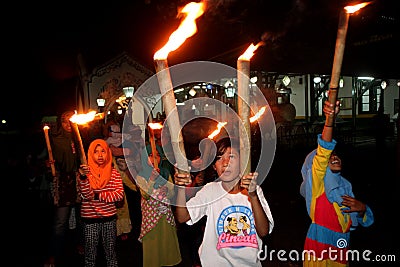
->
<box><xmin>115</xmin><ymin>86</ymin><xmax>135</xmax><ymax>113</ymax></box>
<box><xmin>97</xmin><ymin>97</ymin><xmax>106</xmax><ymax>111</ymax></box>
<box><xmin>380</xmin><ymin>80</ymin><xmax>387</xmax><ymax>90</ymax></box>
<box><xmin>189</xmin><ymin>88</ymin><xmax>197</xmax><ymax>97</ymax></box>
<box><xmin>123</xmin><ymin>86</ymin><xmax>134</xmax><ymax>97</ymax></box>
<box><xmin>224</xmin><ymin>80</ymin><xmax>235</xmax><ymax>98</ymax></box>
<box><xmin>225</xmin><ymin>87</ymin><xmax>235</xmax><ymax>98</ymax></box>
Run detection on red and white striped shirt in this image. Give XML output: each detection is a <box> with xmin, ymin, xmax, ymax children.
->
<box><xmin>79</xmin><ymin>168</ymin><xmax>124</xmax><ymax>219</ymax></box>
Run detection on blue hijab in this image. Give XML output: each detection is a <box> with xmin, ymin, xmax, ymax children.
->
<box><xmin>137</xmin><ymin>144</ymin><xmax>169</xmax><ymax>189</ymax></box>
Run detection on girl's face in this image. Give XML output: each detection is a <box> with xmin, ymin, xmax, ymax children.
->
<box><xmin>61</xmin><ymin>119</ymin><xmax>72</xmax><ymax>133</ymax></box>
<box><xmin>93</xmin><ymin>144</ymin><xmax>107</xmax><ymax>165</ymax></box>
<box><xmin>214</xmin><ymin>147</ymin><xmax>240</xmax><ymax>182</ymax></box>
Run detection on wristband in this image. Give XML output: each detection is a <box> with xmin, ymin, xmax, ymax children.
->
<box><xmin>324</xmin><ymin>125</ymin><xmax>333</xmax><ymax>127</ymax></box>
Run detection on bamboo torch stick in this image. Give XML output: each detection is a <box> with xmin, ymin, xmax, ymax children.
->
<box><xmin>153</xmin><ymin>1</ymin><xmax>205</xmax><ymax>175</ymax></box>
<box><xmin>154</xmin><ymin>60</ymin><xmax>189</xmax><ymax>174</ymax></box>
<box><xmin>43</xmin><ymin>125</ymin><xmax>56</xmax><ymax>177</ymax></box>
<box><xmin>237</xmin><ymin>58</ymin><xmax>251</xmax><ymax>176</ymax></box>
<box><xmin>327</xmin><ymin>2</ymin><xmax>371</xmax><ymax>127</ymax></box>
<box><xmin>70</xmin><ymin>122</ymin><xmax>87</xmax><ymax>165</ymax></box>
<box><xmin>70</xmin><ymin>110</ymin><xmax>99</xmax><ymax>165</ymax></box>
<box><xmin>237</xmin><ymin>42</ymin><xmax>264</xmax><ymax>175</ymax></box>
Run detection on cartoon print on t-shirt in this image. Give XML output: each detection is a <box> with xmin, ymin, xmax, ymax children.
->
<box><xmin>239</xmin><ymin>215</ymin><xmax>250</xmax><ymax>236</ymax></box>
<box><xmin>217</xmin><ymin>205</ymin><xmax>258</xmax><ymax>249</ymax></box>
<box><xmin>225</xmin><ymin>217</ymin><xmax>240</xmax><ymax>235</ymax></box>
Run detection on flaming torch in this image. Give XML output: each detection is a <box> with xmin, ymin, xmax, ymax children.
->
<box><xmin>249</xmin><ymin>106</ymin><xmax>267</xmax><ymax>123</ymax></box>
<box><xmin>70</xmin><ymin>110</ymin><xmax>100</xmax><ymax>164</ymax></box>
<box><xmin>196</xmin><ymin>121</ymin><xmax>227</xmax><ymax>171</ymax></box>
<box><xmin>154</xmin><ymin>1</ymin><xmax>205</xmax><ymax>175</ymax></box>
<box><xmin>326</xmin><ymin>2</ymin><xmax>370</xmax><ymax>127</ymax></box>
<box><xmin>43</xmin><ymin>125</ymin><xmax>56</xmax><ymax>177</ymax></box>
<box><xmin>148</xmin><ymin>122</ymin><xmax>163</xmax><ymax>169</ymax></box>
<box><xmin>208</xmin><ymin>121</ymin><xmax>227</xmax><ymax>140</ymax></box>
<box><xmin>237</xmin><ymin>42</ymin><xmax>264</xmax><ymax>175</ymax></box>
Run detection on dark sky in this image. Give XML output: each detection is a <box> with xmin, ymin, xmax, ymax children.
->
<box><xmin>3</xmin><ymin>0</ymin><xmax>399</xmax><ymax>130</ymax></box>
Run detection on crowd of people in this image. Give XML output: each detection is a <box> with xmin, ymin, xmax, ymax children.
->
<box><xmin>13</xmin><ymin>101</ymin><xmax>380</xmax><ymax>267</ymax></box>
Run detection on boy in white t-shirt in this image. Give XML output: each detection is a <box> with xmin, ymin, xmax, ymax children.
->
<box><xmin>174</xmin><ymin>137</ymin><xmax>274</xmax><ymax>267</ymax></box>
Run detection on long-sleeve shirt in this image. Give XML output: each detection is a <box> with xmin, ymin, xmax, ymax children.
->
<box><xmin>300</xmin><ymin>134</ymin><xmax>374</xmax><ymax>266</ymax></box>
<box><xmin>79</xmin><ymin>168</ymin><xmax>124</xmax><ymax>219</ymax></box>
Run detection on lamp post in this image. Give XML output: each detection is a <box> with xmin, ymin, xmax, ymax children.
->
<box><xmin>224</xmin><ymin>81</ymin><xmax>236</xmax><ymax>109</ymax></box>
<box><xmin>97</xmin><ymin>97</ymin><xmax>106</xmax><ymax>112</ymax></box>
<box><xmin>123</xmin><ymin>86</ymin><xmax>134</xmax><ymax>98</ymax></box>
<box><xmin>116</xmin><ymin>87</ymin><xmax>135</xmax><ymax>112</ymax></box>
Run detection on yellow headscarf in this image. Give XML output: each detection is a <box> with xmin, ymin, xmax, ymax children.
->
<box><xmin>88</xmin><ymin>139</ymin><xmax>112</xmax><ymax>189</ymax></box>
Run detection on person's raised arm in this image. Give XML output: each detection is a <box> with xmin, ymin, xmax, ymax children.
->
<box><xmin>322</xmin><ymin>100</ymin><xmax>340</xmax><ymax>142</ymax></box>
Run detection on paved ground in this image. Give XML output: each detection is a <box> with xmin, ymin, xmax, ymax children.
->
<box><xmin>10</xmin><ymin>134</ymin><xmax>400</xmax><ymax>267</ymax></box>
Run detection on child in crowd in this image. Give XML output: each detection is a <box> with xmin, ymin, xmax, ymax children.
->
<box><xmin>174</xmin><ymin>137</ymin><xmax>274</xmax><ymax>267</ymax></box>
<box><xmin>300</xmin><ymin>101</ymin><xmax>374</xmax><ymax>266</ymax></box>
<box><xmin>113</xmin><ymin>156</ymin><xmax>135</xmax><ymax>241</ymax></box>
<box><xmin>78</xmin><ymin>139</ymin><xmax>124</xmax><ymax>267</ymax></box>
<box><xmin>135</xmin><ymin>144</ymin><xmax>182</xmax><ymax>267</ymax></box>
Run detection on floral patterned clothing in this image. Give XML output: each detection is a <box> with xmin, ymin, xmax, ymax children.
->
<box><xmin>136</xmin><ymin>175</ymin><xmax>176</xmax><ymax>241</ymax></box>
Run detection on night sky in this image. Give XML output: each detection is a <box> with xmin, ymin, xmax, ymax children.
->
<box><xmin>2</xmin><ymin>0</ymin><xmax>399</xmax><ymax>131</ymax></box>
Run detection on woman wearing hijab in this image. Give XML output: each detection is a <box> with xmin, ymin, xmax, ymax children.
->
<box><xmin>78</xmin><ymin>139</ymin><xmax>124</xmax><ymax>267</ymax></box>
<box><xmin>44</xmin><ymin>110</ymin><xmax>83</xmax><ymax>267</ymax></box>
<box><xmin>135</xmin><ymin>144</ymin><xmax>181</xmax><ymax>267</ymax></box>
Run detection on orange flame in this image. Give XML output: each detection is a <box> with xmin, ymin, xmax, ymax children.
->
<box><xmin>249</xmin><ymin>106</ymin><xmax>267</xmax><ymax>123</ymax></box>
<box><xmin>238</xmin><ymin>41</ymin><xmax>265</xmax><ymax>61</ymax></box>
<box><xmin>154</xmin><ymin>1</ymin><xmax>205</xmax><ymax>60</ymax></box>
<box><xmin>148</xmin><ymin>122</ymin><xmax>163</xmax><ymax>130</ymax></box>
<box><xmin>208</xmin><ymin>121</ymin><xmax>227</xmax><ymax>139</ymax></box>
<box><xmin>344</xmin><ymin>2</ymin><xmax>371</xmax><ymax>13</ymax></box>
<box><xmin>70</xmin><ymin>111</ymin><xmax>98</xmax><ymax>125</ymax></box>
